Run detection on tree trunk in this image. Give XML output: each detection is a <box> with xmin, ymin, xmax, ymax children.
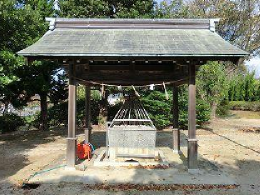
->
<box><xmin>39</xmin><ymin>93</ymin><xmax>48</xmax><ymax>131</ymax></box>
<box><xmin>211</xmin><ymin>102</ymin><xmax>218</xmax><ymax>119</ymax></box>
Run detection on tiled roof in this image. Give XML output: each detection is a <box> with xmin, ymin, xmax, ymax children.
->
<box><xmin>18</xmin><ymin>18</ymin><xmax>248</xmax><ymax>58</ymax></box>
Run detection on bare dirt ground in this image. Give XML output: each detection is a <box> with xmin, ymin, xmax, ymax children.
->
<box><xmin>1</xmin><ymin>110</ymin><xmax>260</xmax><ymax>194</ymax></box>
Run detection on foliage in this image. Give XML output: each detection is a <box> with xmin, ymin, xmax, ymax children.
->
<box><xmin>186</xmin><ymin>0</ymin><xmax>260</xmax><ymax>55</ymax></box>
<box><xmin>0</xmin><ymin>0</ymin><xmax>47</xmax><ymax>113</ymax></box>
<box><xmin>23</xmin><ymin>114</ymin><xmax>38</xmax><ymax>127</ymax></box>
<box><xmin>49</xmin><ymin>69</ymin><xmax>68</xmax><ymax>105</ymax></box>
<box><xmin>40</xmin><ymin>86</ymin><xmax>100</xmax><ymax>127</ymax></box>
<box><xmin>0</xmin><ymin>113</ymin><xmax>25</xmax><ymax>134</ymax></box>
<box><xmin>0</xmin><ymin>0</ymin><xmax>61</xmax><ymax>130</ymax></box>
<box><xmin>197</xmin><ymin>61</ymin><xmax>229</xmax><ymax>118</ymax></box>
<box><xmin>141</xmin><ymin>90</ymin><xmax>172</xmax><ymax>129</ymax></box>
<box><xmin>216</xmin><ymin>99</ymin><xmax>230</xmax><ymax>116</ymax></box>
<box><xmin>0</xmin><ymin>0</ymin><xmax>47</xmax><ymax>52</ymax></box>
<box><xmin>17</xmin><ymin>0</ymin><xmax>55</xmax><ymax>19</ymax></box>
<box><xmin>58</xmin><ymin>0</ymin><xmax>154</xmax><ymax>18</ymax></box>
<box><xmin>140</xmin><ymin>86</ymin><xmax>211</xmax><ymax>129</ymax></box>
<box><xmin>228</xmin><ymin>71</ymin><xmax>260</xmax><ymax>102</ymax></box>
<box><xmin>154</xmin><ymin>0</ymin><xmax>188</xmax><ymax>18</ymax></box>
<box><xmin>229</xmin><ymin>101</ymin><xmax>260</xmax><ymax>112</ymax></box>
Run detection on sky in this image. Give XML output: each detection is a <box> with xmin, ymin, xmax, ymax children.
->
<box><xmin>245</xmin><ymin>57</ymin><xmax>260</xmax><ymax>78</ymax></box>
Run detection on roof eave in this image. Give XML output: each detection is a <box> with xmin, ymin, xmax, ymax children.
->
<box><xmin>18</xmin><ymin>53</ymin><xmax>248</xmax><ymax>58</ymax></box>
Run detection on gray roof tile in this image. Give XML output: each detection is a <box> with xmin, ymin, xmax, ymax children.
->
<box><xmin>18</xmin><ymin>28</ymin><xmax>248</xmax><ymax>57</ymax></box>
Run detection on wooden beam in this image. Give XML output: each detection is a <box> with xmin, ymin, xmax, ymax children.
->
<box><xmin>172</xmin><ymin>84</ymin><xmax>180</xmax><ymax>153</ymax></box>
<box><xmin>75</xmin><ymin>77</ymin><xmax>189</xmax><ymax>86</ymax></box>
<box><xmin>76</xmin><ymin>72</ymin><xmax>188</xmax><ymax>84</ymax></box>
<box><xmin>28</xmin><ymin>55</ymin><xmax>241</xmax><ymax>65</ymax></box>
<box><xmin>84</xmin><ymin>85</ymin><xmax>91</xmax><ymax>143</ymax></box>
<box><xmin>187</xmin><ymin>64</ymin><xmax>198</xmax><ymax>172</ymax></box>
<box><xmin>67</xmin><ymin>62</ymin><xmax>77</xmax><ymax>168</ymax></box>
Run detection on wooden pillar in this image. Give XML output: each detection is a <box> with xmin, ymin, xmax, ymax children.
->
<box><xmin>66</xmin><ymin>63</ymin><xmax>77</xmax><ymax>168</ymax></box>
<box><xmin>172</xmin><ymin>84</ymin><xmax>180</xmax><ymax>153</ymax></box>
<box><xmin>188</xmin><ymin>64</ymin><xmax>198</xmax><ymax>173</ymax></box>
<box><xmin>84</xmin><ymin>85</ymin><xmax>91</xmax><ymax>143</ymax></box>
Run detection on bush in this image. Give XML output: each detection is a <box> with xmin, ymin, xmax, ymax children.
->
<box><xmin>141</xmin><ymin>90</ymin><xmax>172</xmax><ymax>129</ymax></box>
<box><xmin>216</xmin><ymin>99</ymin><xmax>230</xmax><ymax>116</ymax></box>
<box><xmin>45</xmin><ymin>98</ymin><xmax>100</xmax><ymax>127</ymax></box>
<box><xmin>229</xmin><ymin>101</ymin><xmax>260</xmax><ymax>111</ymax></box>
<box><xmin>0</xmin><ymin>114</ymin><xmax>25</xmax><ymax>134</ymax></box>
<box><xmin>140</xmin><ymin>86</ymin><xmax>211</xmax><ymax>129</ymax></box>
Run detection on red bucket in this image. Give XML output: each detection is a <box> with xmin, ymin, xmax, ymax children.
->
<box><xmin>77</xmin><ymin>143</ymin><xmax>92</xmax><ymax>160</ymax></box>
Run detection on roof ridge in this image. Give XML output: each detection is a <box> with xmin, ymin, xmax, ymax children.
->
<box><xmin>45</xmin><ymin>18</ymin><xmax>220</xmax><ymax>32</ymax></box>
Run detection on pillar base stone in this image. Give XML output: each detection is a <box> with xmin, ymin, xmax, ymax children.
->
<box><xmin>172</xmin><ymin>128</ymin><xmax>180</xmax><ymax>152</ymax></box>
<box><xmin>187</xmin><ymin>138</ymin><xmax>198</xmax><ymax>170</ymax></box>
<box><xmin>188</xmin><ymin>168</ymin><xmax>199</xmax><ymax>174</ymax></box>
<box><xmin>66</xmin><ymin>137</ymin><xmax>77</xmax><ymax>168</ymax></box>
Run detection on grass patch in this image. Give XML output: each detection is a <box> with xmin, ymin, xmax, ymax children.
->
<box><xmin>230</xmin><ymin>110</ymin><xmax>260</xmax><ymax>119</ymax></box>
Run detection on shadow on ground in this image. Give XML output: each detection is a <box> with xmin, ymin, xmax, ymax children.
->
<box><xmin>0</xmin><ymin>127</ymin><xmax>67</xmax><ymax>182</ymax></box>
<box><xmin>1</xmin><ymin>128</ymin><xmax>260</xmax><ymax>194</ymax></box>
<box><xmin>201</xmin><ymin>127</ymin><xmax>260</xmax><ymax>155</ymax></box>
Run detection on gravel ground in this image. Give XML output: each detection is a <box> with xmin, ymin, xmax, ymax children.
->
<box><xmin>0</xmin><ymin>111</ymin><xmax>260</xmax><ymax>194</ymax></box>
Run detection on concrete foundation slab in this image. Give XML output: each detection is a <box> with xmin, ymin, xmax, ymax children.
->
<box><xmin>94</xmin><ymin>149</ymin><xmax>168</xmax><ymax>167</ymax></box>
<box><xmin>28</xmin><ymin>147</ymin><xmax>236</xmax><ymax>185</ymax></box>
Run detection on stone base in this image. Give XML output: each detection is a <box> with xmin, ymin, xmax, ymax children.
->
<box><xmin>172</xmin><ymin>128</ymin><xmax>180</xmax><ymax>152</ymax></box>
<box><xmin>187</xmin><ymin>138</ymin><xmax>198</xmax><ymax>170</ymax></box>
<box><xmin>94</xmin><ymin>149</ymin><xmax>168</xmax><ymax>167</ymax></box>
<box><xmin>188</xmin><ymin>169</ymin><xmax>199</xmax><ymax>174</ymax></box>
<box><xmin>66</xmin><ymin>137</ymin><xmax>77</xmax><ymax>168</ymax></box>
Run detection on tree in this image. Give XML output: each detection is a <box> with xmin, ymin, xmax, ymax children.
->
<box><xmin>197</xmin><ymin>61</ymin><xmax>229</xmax><ymax>118</ymax></box>
<box><xmin>17</xmin><ymin>0</ymin><xmax>54</xmax><ymax>19</ymax></box>
<box><xmin>154</xmin><ymin>0</ymin><xmax>188</xmax><ymax>18</ymax></box>
<box><xmin>0</xmin><ymin>0</ymin><xmax>66</xmax><ymax>130</ymax></box>
<box><xmin>186</xmin><ymin>0</ymin><xmax>260</xmax><ymax>55</ymax></box>
<box><xmin>49</xmin><ymin>70</ymin><xmax>68</xmax><ymax>106</ymax></box>
<box><xmin>15</xmin><ymin>60</ymin><xmax>67</xmax><ymax>130</ymax></box>
<box><xmin>0</xmin><ymin>0</ymin><xmax>46</xmax><ymax>114</ymax></box>
<box><xmin>228</xmin><ymin>71</ymin><xmax>260</xmax><ymax>102</ymax></box>
<box><xmin>58</xmin><ymin>0</ymin><xmax>154</xmax><ymax>18</ymax></box>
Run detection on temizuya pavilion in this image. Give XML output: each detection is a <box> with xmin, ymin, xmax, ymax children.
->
<box><xmin>18</xmin><ymin>18</ymin><xmax>247</xmax><ymax>172</ymax></box>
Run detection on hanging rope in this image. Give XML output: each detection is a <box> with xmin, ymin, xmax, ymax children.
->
<box><xmin>132</xmin><ymin>85</ymin><xmax>140</xmax><ymax>97</ymax></box>
<box><xmin>73</xmin><ymin>76</ymin><xmax>176</xmax><ymax>88</ymax></box>
<box><xmin>73</xmin><ymin>76</ymin><xmax>184</xmax><ymax>101</ymax></box>
<box><xmin>163</xmin><ymin>82</ymin><xmax>169</xmax><ymax>100</ymax></box>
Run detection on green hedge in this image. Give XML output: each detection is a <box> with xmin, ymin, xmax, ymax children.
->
<box><xmin>0</xmin><ymin>114</ymin><xmax>25</xmax><ymax>134</ymax></box>
<box><xmin>141</xmin><ymin>87</ymin><xmax>211</xmax><ymax>129</ymax></box>
<box><xmin>229</xmin><ymin>101</ymin><xmax>260</xmax><ymax>111</ymax></box>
